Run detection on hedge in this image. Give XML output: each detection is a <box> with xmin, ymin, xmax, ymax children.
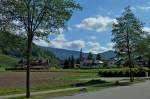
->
<box><xmin>98</xmin><ymin>68</ymin><xmax>149</xmax><ymax>77</ymax></box>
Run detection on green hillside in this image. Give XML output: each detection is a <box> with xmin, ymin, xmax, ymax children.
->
<box><xmin>0</xmin><ymin>31</ymin><xmax>60</xmax><ymax>69</ymax></box>
<box><xmin>0</xmin><ymin>54</ymin><xmax>18</xmax><ymax>71</ymax></box>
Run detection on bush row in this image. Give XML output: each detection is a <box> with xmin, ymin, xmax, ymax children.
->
<box><xmin>98</xmin><ymin>68</ymin><xmax>149</xmax><ymax>77</ymax></box>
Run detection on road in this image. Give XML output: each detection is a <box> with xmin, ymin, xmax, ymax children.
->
<box><xmin>53</xmin><ymin>80</ymin><xmax>150</xmax><ymax>99</ymax></box>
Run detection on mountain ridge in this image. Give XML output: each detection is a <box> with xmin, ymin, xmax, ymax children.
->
<box><xmin>40</xmin><ymin>47</ymin><xmax>116</xmax><ymax>60</ymax></box>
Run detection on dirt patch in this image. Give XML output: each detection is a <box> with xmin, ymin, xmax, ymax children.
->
<box><xmin>0</xmin><ymin>72</ymin><xmax>81</xmax><ymax>88</ymax></box>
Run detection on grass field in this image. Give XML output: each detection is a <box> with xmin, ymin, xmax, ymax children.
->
<box><xmin>0</xmin><ymin>71</ymin><xmax>98</xmax><ymax>95</ymax></box>
<box><xmin>7</xmin><ymin>79</ymin><xmax>144</xmax><ymax>99</ymax></box>
<box><xmin>0</xmin><ymin>69</ymin><xmax>145</xmax><ymax>99</ymax></box>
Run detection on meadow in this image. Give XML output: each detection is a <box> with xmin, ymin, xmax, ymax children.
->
<box><xmin>0</xmin><ymin>71</ymin><xmax>98</xmax><ymax>95</ymax></box>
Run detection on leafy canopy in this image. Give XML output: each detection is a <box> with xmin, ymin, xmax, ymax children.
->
<box><xmin>112</xmin><ymin>6</ymin><xmax>144</xmax><ymax>67</ymax></box>
<box><xmin>112</xmin><ymin>6</ymin><xmax>144</xmax><ymax>54</ymax></box>
<box><xmin>0</xmin><ymin>0</ymin><xmax>82</xmax><ymax>38</ymax></box>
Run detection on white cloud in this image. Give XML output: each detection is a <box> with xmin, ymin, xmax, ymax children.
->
<box><xmin>34</xmin><ymin>36</ymin><xmax>114</xmax><ymax>54</ymax></box>
<box><xmin>106</xmin><ymin>42</ymin><xmax>114</xmax><ymax>50</ymax></box>
<box><xmin>138</xmin><ymin>6</ymin><xmax>150</xmax><ymax>10</ymax></box>
<box><xmin>137</xmin><ymin>3</ymin><xmax>150</xmax><ymax>11</ymax></box>
<box><xmin>54</xmin><ymin>34</ymin><xmax>66</xmax><ymax>42</ymax></box>
<box><xmin>33</xmin><ymin>39</ymin><xmax>49</xmax><ymax>47</ymax></box>
<box><xmin>34</xmin><ymin>34</ymin><xmax>85</xmax><ymax>51</ymax></box>
<box><xmin>75</xmin><ymin>16</ymin><xmax>116</xmax><ymax>32</ymax></box>
<box><xmin>33</xmin><ymin>33</ymin><xmax>114</xmax><ymax>53</ymax></box>
<box><xmin>67</xmin><ymin>27</ymin><xmax>72</xmax><ymax>31</ymax></box>
<box><xmin>85</xmin><ymin>42</ymin><xmax>114</xmax><ymax>54</ymax></box>
<box><xmin>143</xmin><ymin>27</ymin><xmax>150</xmax><ymax>33</ymax></box>
<box><xmin>86</xmin><ymin>42</ymin><xmax>107</xmax><ymax>54</ymax></box>
<box><xmin>50</xmin><ymin>34</ymin><xmax>85</xmax><ymax>51</ymax></box>
<box><xmin>130</xmin><ymin>7</ymin><xmax>137</xmax><ymax>11</ymax></box>
<box><xmin>90</xmin><ymin>36</ymin><xmax>97</xmax><ymax>40</ymax></box>
<box><xmin>63</xmin><ymin>40</ymin><xmax>85</xmax><ymax>50</ymax></box>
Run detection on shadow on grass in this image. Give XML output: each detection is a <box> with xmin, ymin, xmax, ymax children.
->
<box><xmin>72</xmin><ymin>79</ymin><xmax>107</xmax><ymax>87</ymax></box>
<box><xmin>73</xmin><ymin>79</ymin><xmax>143</xmax><ymax>88</ymax></box>
<box><xmin>114</xmin><ymin>81</ymin><xmax>132</xmax><ymax>86</ymax></box>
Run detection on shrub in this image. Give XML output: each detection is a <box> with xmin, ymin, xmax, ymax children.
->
<box><xmin>98</xmin><ymin>68</ymin><xmax>149</xmax><ymax>77</ymax></box>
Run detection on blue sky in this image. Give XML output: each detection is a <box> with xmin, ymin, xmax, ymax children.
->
<box><xmin>35</xmin><ymin>0</ymin><xmax>150</xmax><ymax>54</ymax></box>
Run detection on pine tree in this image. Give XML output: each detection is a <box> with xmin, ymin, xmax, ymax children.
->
<box><xmin>87</xmin><ymin>52</ymin><xmax>93</xmax><ymax>60</ymax></box>
<box><xmin>68</xmin><ymin>57</ymin><xmax>71</xmax><ymax>68</ymax></box>
<box><xmin>96</xmin><ymin>54</ymin><xmax>101</xmax><ymax>60</ymax></box>
<box><xmin>63</xmin><ymin>59</ymin><xmax>69</xmax><ymax>69</ymax></box>
<box><xmin>71</xmin><ymin>55</ymin><xmax>75</xmax><ymax>68</ymax></box>
<box><xmin>112</xmin><ymin>6</ymin><xmax>144</xmax><ymax>82</ymax></box>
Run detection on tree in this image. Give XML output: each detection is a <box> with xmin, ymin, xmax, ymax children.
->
<box><xmin>0</xmin><ymin>31</ymin><xmax>27</xmax><ymax>59</ymax></box>
<box><xmin>76</xmin><ymin>58</ymin><xmax>80</xmax><ymax>65</ymax></box>
<box><xmin>63</xmin><ymin>59</ymin><xmax>69</xmax><ymax>69</ymax></box>
<box><xmin>137</xmin><ymin>35</ymin><xmax>150</xmax><ymax>67</ymax></box>
<box><xmin>68</xmin><ymin>56</ymin><xmax>71</xmax><ymax>68</ymax></box>
<box><xmin>112</xmin><ymin>6</ymin><xmax>144</xmax><ymax>82</ymax></box>
<box><xmin>103</xmin><ymin>61</ymin><xmax>108</xmax><ymax>68</ymax></box>
<box><xmin>87</xmin><ymin>52</ymin><xmax>93</xmax><ymax>60</ymax></box>
<box><xmin>96</xmin><ymin>54</ymin><xmax>101</xmax><ymax>60</ymax></box>
<box><xmin>71</xmin><ymin>55</ymin><xmax>75</xmax><ymax>68</ymax></box>
<box><xmin>0</xmin><ymin>0</ymin><xmax>81</xmax><ymax>97</ymax></box>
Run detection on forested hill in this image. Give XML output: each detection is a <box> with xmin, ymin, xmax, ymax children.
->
<box><xmin>0</xmin><ymin>31</ymin><xmax>59</xmax><ymax>68</ymax></box>
<box><xmin>41</xmin><ymin>47</ymin><xmax>116</xmax><ymax>61</ymax></box>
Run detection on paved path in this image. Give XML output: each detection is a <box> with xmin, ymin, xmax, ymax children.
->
<box><xmin>78</xmin><ymin>77</ymin><xmax>130</xmax><ymax>82</ymax></box>
<box><xmin>0</xmin><ymin>87</ymin><xmax>85</xmax><ymax>99</ymax></box>
<box><xmin>79</xmin><ymin>77</ymin><xmax>150</xmax><ymax>82</ymax></box>
<box><xmin>53</xmin><ymin>80</ymin><xmax>150</xmax><ymax>99</ymax></box>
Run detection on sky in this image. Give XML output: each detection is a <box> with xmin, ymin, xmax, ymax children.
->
<box><xmin>34</xmin><ymin>0</ymin><xmax>150</xmax><ymax>54</ymax></box>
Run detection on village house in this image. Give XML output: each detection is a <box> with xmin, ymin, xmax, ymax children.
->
<box><xmin>18</xmin><ymin>58</ymin><xmax>50</xmax><ymax>69</ymax></box>
<box><xmin>78</xmin><ymin>49</ymin><xmax>104</xmax><ymax>68</ymax></box>
<box><xmin>80</xmin><ymin>59</ymin><xmax>104</xmax><ymax>68</ymax></box>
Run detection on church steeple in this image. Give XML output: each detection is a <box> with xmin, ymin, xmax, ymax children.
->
<box><xmin>79</xmin><ymin>48</ymin><xmax>83</xmax><ymax>61</ymax></box>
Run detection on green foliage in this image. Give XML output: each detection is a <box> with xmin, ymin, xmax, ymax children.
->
<box><xmin>98</xmin><ymin>68</ymin><xmax>149</xmax><ymax>77</ymax></box>
<box><xmin>136</xmin><ymin>35</ymin><xmax>150</xmax><ymax>67</ymax></box>
<box><xmin>137</xmin><ymin>36</ymin><xmax>150</xmax><ymax>57</ymax></box>
<box><xmin>71</xmin><ymin>55</ymin><xmax>75</xmax><ymax>68</ymax></box>
<box><xmin>0</xmin><ymin>31</ymin><xmax>25</xmax><ymax>55</ymax></box>
<box><xmin>0</xmin><ymin>32</ymin><xmax>60</xmax><ymax>68</ymax></box>
<box><xmin>87</xmin><ymin>52</ymin><xmax>93</xmax><ymax>60</ymax></box>
<box><xmin>103</xmin><ymin>61</ymin><xmax>108</xmax><ymax>67</ymax></box>
<box><xmin>63</xmin><ymin>55</ymin><xmax>75</xmax><ymax>69</ymax></box>
<box><xmin>112</xmin><ymin>6</ymin><xmax>144</xmax><ymax>65</ymax></box>
<box><xmin>96</xmin><ymin>54</ymin><xmax>101</xmax><ymax>60</ymax></box>
<box><xmin>112</xmin><ymin>6</ymin><xmax>144</xmax><ymax>82</ymax></box>
<box><xmin>0</xmin><ymin>0</ymin><xmax>82</xmax><ymax>37</ymax></box>
<box><xmin>1</xmin><ymin>0</ymin><xmax>82</xmax><ymax>97</ymax></box>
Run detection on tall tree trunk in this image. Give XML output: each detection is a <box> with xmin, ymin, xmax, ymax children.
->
<box><xmin>148</xmin><ymin>57</ymin><xmax>150</xmax><ymax>68</ymax></box>
<box><xmin>26</xmin><ymin>36</ymin><xmax>33</xmax><ymax>98</ymax></box>
<box><xmin>126</xmin><ymin>30</ymin><xmax>134</xmax><ymax>82</ymax></box>
<box><xmin>128</xmin><ymin>51</ymin><xmax>134</xmax><ymax>82</ymax></box>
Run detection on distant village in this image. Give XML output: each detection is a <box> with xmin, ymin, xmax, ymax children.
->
<box><xmin>9</xmin><ymin>48</ymin><xmax>147</xmax><ymax>70</ymax></box>
<box><xmin>62</xmin><ymin>49</ymin><xmax>115</xmax><ymax>69</ymax></box>
<box><xmin>15</xmin><ymin>49</ymin><xmax>115</xmax><ymax>70</ymax></box>
<box><xmin>62</xmin><ymin>49</ymin><xmax>147</xmax><ymax>69</ymax></box>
